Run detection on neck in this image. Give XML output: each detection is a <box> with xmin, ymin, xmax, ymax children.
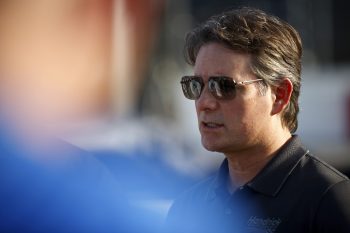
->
<box><xmin>225</xmin><ymin>130</ymin><xmax>292</xmax><ymax>191</ymax></box>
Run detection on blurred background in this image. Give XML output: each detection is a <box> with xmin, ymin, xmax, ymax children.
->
<box><xmin>0</xmin><ymin>0</ymin><xmax>349</xmax><ymax>230</ymax></box>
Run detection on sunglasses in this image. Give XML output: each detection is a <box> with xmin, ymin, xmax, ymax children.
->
<box><xmin>180</xmin><ymin>76</ymin><xmax>263</xmax><ymax>100</ymax></box>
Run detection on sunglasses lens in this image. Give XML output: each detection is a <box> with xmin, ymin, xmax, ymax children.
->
<box><xmin>181</xmin><ymin>77</ymin><xmax>202</xmax><ymax>100</ymax></box>
<box><xmin>209</xmin><ymin>77</ymin><xmax>236</xmax><ymax>99</ymax></box>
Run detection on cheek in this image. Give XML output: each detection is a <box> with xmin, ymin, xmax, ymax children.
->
<box><xmin>222</xmin><ymin>101</ymin><xmax>245</xmax><ymax>120</ymax></box>
<box><xmin>242</xmin><ymin>100</ymin><xmax>273</xmax><ymax>132</ymax></box>
<box><xmin>223</xmin><ymin>100</ymin><xmax>269</xmax><ymax>130</ymax></box>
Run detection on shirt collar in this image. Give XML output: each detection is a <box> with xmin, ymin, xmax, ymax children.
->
<box><xmin>247</xmin><ymin>135</ymin><xmax>309</xmax><ymax>196</ymax></box>
<box><xmin>210</xmin><ymin>135</ymin><xmax>309</xmax><ymax>199</ymax></box>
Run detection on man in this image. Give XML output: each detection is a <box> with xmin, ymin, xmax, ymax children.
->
<box><xmin>165</xmin><ymin>7</ymin><xmax>350</xmax><ymax>233</ymax></box>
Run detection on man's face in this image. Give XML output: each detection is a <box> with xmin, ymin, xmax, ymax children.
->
<box><xmin>194</xmin><ymin>43</ymin><xmax>275</xmax><ymax>155</ymax></box>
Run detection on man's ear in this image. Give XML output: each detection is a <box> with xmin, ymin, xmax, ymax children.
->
<box><xmin>271</xmin><ymin>78</ymin><xmax>293</xmax><ymax>115</ymax></box>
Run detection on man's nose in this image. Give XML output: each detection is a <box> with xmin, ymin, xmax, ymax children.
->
<box><xmin>195</xmin><ymin>86</ymin><xmax>218</xmax><ymax>111</ymax></box>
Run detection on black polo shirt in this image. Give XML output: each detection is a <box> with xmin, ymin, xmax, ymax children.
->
<box><xmin>165</xmin><ymin>136</ymin><xmax>350</xmax><ymax>233</ymax></box>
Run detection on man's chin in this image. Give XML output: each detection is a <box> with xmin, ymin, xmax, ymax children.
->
<box><xmin>202</xmin><ymin>141</ymin><xmax>222</xmax><ymax>153</ymax></box>
<box><xmin>202</xmin><ymin>139</ymin><xmax>238</xmax><ymax>154</ymax></box>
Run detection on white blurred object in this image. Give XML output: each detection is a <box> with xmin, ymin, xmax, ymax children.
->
<box><xmin>298</xmin><ymin>67</ymin><xmax>350</xmax><ymax>169</ymax></box>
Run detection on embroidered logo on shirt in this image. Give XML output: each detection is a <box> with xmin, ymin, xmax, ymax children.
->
<box><xmin>247</xmin><ymin>216</ymin><xmax>282</xmax><ymax>233</ymax></box>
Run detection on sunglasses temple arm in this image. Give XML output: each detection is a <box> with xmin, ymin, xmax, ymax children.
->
<box><xmin>238</xmin><ymin>79</ymin><xmax>263</xmax><ymax>85</ymax></box>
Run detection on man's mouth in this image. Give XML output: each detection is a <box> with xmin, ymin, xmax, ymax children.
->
<box><xmin>202</xmin><ymin>122</ymin><xmax>224</xmax><ymax>128</ymax></box>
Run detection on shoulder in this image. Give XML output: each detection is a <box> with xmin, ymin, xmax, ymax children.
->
<box><xmin>313</xmin><ymin>180</ymin><xmax>350</xmax><ymax>232</ymax></box>
<box><xmin>300</xmin><ymin>153</ymin><xmax>348</xmax><ymax>187</ymax></box>
<box><xmin>308</xmin><ymin>154</ymin><xmax>347</xmax><ymax>177</ymax></box>
<box><xmin>299</xmin><ymin>153</ymin><xmax>350</xmax><ymax>231</ymax></box>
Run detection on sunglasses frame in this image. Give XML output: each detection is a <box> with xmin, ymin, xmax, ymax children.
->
<box><xmin>180</xmin><ymin>75</ymin><xmax>263</xmax><ymax>100</ymax></box>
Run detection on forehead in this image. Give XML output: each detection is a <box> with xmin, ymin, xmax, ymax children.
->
<box><xmin>194</xmin><ymin>42</ymin><xmax>252</xmax><ymax>77</ymax></box>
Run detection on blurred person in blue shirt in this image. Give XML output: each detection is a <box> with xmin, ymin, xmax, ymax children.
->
<box><xmin>0</xmin><ymin>33</ymin><xmax>160</xmax><ymax>232</ymax></box>
<box><xmin>0</xmin><ymin>114</ymin><xmax>156</xmax><ymax>233</ymax></box>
